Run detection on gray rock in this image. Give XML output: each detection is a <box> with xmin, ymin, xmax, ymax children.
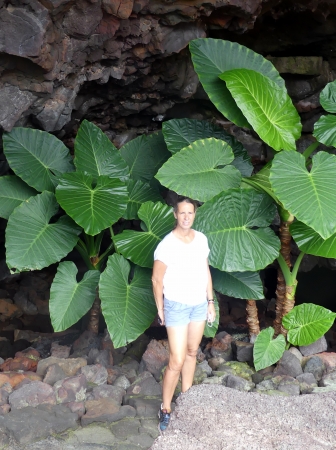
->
<box><xmin>0</xmin><ymin>383</ymin><xmax>12</xmax><ymax>406</ymax></box>
<box><xmin>113</xmin><ymin>375</ymin><xmax>131</xmax><ymax>390</ymax></box>
<box><xmin>273</xmin><ymin>351</ymin><xmax>303</xmax><ymax>378</ymax></box>
<box><xmin>13</xmin><ymin>291</ymin><xmax>38</xmax><ymax>315</ymax></box>
<box><xmin>126</xmin><ymin>371</ymin><xmax>161</xmax><ymax>397</ymax></box>
<box><xmin>37</xmin><ymin>356</ymin><xmax>87</xmax><ymax>377</ymax></box>
<box><xmin>303</xmin><ymin>356</ymin><xmax>325</xmax><ymax>381</ymax></box>
<box><xmin>110</xmin><ymin>418</ymin><xmax>141</xmax><ymax>439</ymax></box>
<box><xmin>319</xmin><ymin>370</ymin><xmax>336</xmax><ymax>388</ymax></box>
<box><xmin>288</xmin><ymin>347</ymin><xmax>303</xmax><ymax>362</ymax></box>
<box><xmin>81</xmin><ymin>399</ymin><xmax>132</xmax><ymax>426</ymax></box>
<box><xmin>2</xmin><ymin>404</ymin><xmax>78</xmax><ymax>444</ymax></box>
<box><xmin>0</xmin><ymin>356</ymin><xmax>4</xmax><ymax>365</ymax></box>
<box><xmin>299</xmin><ymin>336</ymin><xmax>328</xmax><ymax>356</ymax></box>
<box><xmin>9</xmin><ymin>381</ymin><xmax>56</xmax><ymax>409</ymax></box>
<box><xmin>124</xmin><ymin>395</ymin><xmax>162</xmax><ymax>418</ymax></box>
<box><xmin>54</xmin><ymin>374</ymin><xmax>87</xmax><ymax>404</ymax></box>
<box><xmin>90</xmin><ymin>384</ymin><xmax>125</xmax><ymax>404</ymax></box>
<box><xmin>202</xmin><ymin>376</ymin><xmax>226</xmax><ymax>385</ymax></box>
<box><xmin>272</xmin><ymin>375</ymin><xmax>300</xmax><ymax>396</ymax></box>
<box><xmin>233</xmin><ymin>341</ymin><xmax>254</xmax><ymax>363</ymax></box>
<box><xmin>43</xmin><ymin>363</ymin><xmax>67</xmax><ymax>386</ymax></box>
<box><xmin>50</xmin><ymin>342</ymin><xmax>71</xmax><ymax>359</ymax></box>
<box><xmin>197</xmin><ymin>360</ymin><xmax>212</xmax><ymax>376</ymax></box>
<box><xmin>296</xmin><ymin>373</ymin><xmax>318</xmax><ymax>394</ymax></box>
<box><xmin>0</xmin><ymin>86</ymin><xmax>37</xmax><ymax>132</ymax></box>
<box><xmin>311</xmin><ymin>386</ymin><xmax>336</xmax><ymax>394</ymax></box>
<box><xmin>80</xmin><ymin>364</ymin><xmax>108</xmax><ymax>385</ymax></box>
<box><xmin>255</xmin><ymin>379</ymin><xmax>276</xmax><ymax>392</ymax></box>
<box><xmin>207</xmin><ymin>357</ymin><xmax>225</xmax><ymax>371</ymax></box>
<box><xmin>226</xmin><ymin>375</ymin><xmax>255</xmax><ymax>392</ymax></box>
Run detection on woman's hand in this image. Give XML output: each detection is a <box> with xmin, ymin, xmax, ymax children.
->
<box><xmin>158</xmin><ymin>308</ymin><xmax>165</xmax><ymax>326</ymax></box>
<box><xmin>207</xmin><ymin>302</ymin><xmax>216</xmax><ymax>323</ymax></box>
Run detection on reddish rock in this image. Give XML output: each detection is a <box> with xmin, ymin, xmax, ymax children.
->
<box><xmin>205</xmin><ymin>332</ymin><xmax>233</xmax><ymax>359</ymax></box>
<box><xmin>15</xmin><ymin>348</ymin><xmax>40</xmax><ymax>361</ymax></box>
<box><xmin>141</xmin><ymin>339</ymin><xmax>169</xmax><ymax>382</ymax></box>
<box><xmin>314</xmin><ymin>353</ymin><xmax>336</xmax><ymax>374</ymax></box>
<box><xmin>0</xmin><ymin>356</ymin><xmax>38</xmax><ymax>372</ymax></box>
<box><xmin>0</xmin><ymin>404</ymin><xmax>10</xmax><ymax>414</ymax></box>
<box><xmin>80</xmin><ymin>364</ymin><xmax>108</xmax><ymax>386</ymax></box>
<box><xmin>102</xmin><ymin>0</ymin><xmax>134</xmax><ymax>19</ymax></box>
<box><xmin>107</xmin><ymin>367</ymin><xmax>121</xmax><ymax>384</ymax></box>
<box><xmin>9</xmin><ymin>381</ymin><xmax>56</xmax><ymax>409</ymax></box>
<box><xmin>0</xmin><ymin>299</ymin><xmax>22</xmax><ymax>321</ymax></box>
<box><xmin>82</xmin><ymin>398</ymin><xmax>120</xmax><ymax>426</ymax></box>
<box><xmin>50</xmin><ymin>342</ymin><xmax>71</xmax><ymax>359</ymax></box>
<box><xmin>66</xmin><ymin>401</ymin><xmax>86</xmax><ymax>418</ymax></box>
<box><xmin>0</xmin><ymin>372</ymin><xmax>25</xmax><ymax>388</ymax></box>
<box><xmin>54</xmin><ymin>374</ymin><xmax>87</xmax><ymax>404</ymax></box>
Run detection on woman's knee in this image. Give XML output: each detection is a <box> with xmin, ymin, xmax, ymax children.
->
<box><xmin>168</xmin><ymin>355</ymin><xmax>185</xmax><ymax>372</ymax></box>
<box><xmin>186</xmin><ymin>347</ymin><xmax>198</xmax><ymax>358</ymax></box>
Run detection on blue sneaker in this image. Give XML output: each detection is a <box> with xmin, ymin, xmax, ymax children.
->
<box><xmin>158</xmin><ymin>404</ymin><xmax>171</xmax><ymax>431</ymax></box>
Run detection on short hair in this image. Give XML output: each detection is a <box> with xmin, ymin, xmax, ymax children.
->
<box><xmin>173</xmin><ymin>196</ymin><xmax>198</xmax><ymax>213</ymax></box>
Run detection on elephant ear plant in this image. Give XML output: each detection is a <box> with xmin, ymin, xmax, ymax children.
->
<box><xmin>0</xmin><ymin>120</ymin><xmax>175</xmax><ymax>347</ymax></box>
<box><xmin>188</xmin><ymin>37</ymin><xmax>336</xmax><ymax>369</ymax></box>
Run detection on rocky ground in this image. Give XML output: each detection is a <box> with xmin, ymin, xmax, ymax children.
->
<box><xmin>0</xmin><ymin>326</ymin><xmax>336</xmax><ymax>449</ymax></box>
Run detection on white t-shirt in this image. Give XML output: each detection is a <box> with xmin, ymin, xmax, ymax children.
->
<box><xmin>154</xmin><ymin>230</ymin><xmax>210</xmax><ymax>305</ymax></box>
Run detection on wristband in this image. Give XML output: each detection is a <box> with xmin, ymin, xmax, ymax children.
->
<box><xmin>207</xmin><ymin>299</ymin><xmax>214</xmax><ymax>303</ymax></box>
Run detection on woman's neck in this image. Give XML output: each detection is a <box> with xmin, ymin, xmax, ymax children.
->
<box><xmin>173</xmin><ymin>227</ymin><xmax>195</xmax><ymax>242</ymax></box>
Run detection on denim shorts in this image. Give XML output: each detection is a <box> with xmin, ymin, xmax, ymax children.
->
<box><xmin>163</xmin><ymin>298</ymin><xmax>208</xmax><ymax>327</ymax></box>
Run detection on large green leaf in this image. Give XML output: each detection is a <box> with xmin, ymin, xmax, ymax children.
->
<box><xmin>50</xmin><ymin>262</ymin><xmax>100</xmax><ymax>332</ymax></box>
<box><xmin>3</xmin><ymin>127</ymin><xmax>74</xmax><ymax>192</ymax></box>
<box><xmin>99</xmin><ymin>254</ymin><xmax>157</xmax><ymax>348</ymax></box>
<box><xmin>313</xmin><ymin>115</ymin><xmax>336</xmax><ymax>146</ymax></box>
<box><xmin>156</xmin><ymin>138</ymin><xmax>241</xmax><ymax>202</ymax></box>
<box><xmin>242</xmin><ymin>161</ymin><xmax>279</xmax><ymax>203</ymax></box>
<box><xmin>291</xmin><ymin>221</ymin><xmax>336</xmax><ymax>258</ymax></box>
<box><xmin>114</xmin><ymin>201</ymin><xmax>174</xmax><ymax>268</ymax></box>
<box><xmin>5</xmin><ymin>192</ymin><xmax>81</xmax><ymax>271</ymax></box>
<box><xmin>74</xmin><ymin>120</ymin><xmax>129</xmax><ymax>180</ymax></box>
<box><xmin>195</xmin><ymin>189</ymin><xmax>280</xmax><ymax>272</ymax></box>
<box><xmin>120</xmin><ymin>131</ymin><xmax>170</xmax><ymax>182</ymax></box>
<box><xmin>220</xmin><ymin>69</ymin><xmax>301</xmax><ymax>151</ymax></box>
<box><xmin>283</xmin><ymin>303</ymin><xmax>336</xmax><ymax>346</ymax></box>
<box><xmin>212</xmin><ymin>268</ymin><xmax>264</xmax><ymax>300</ymax></box>
<box><xmin>162</xmin><ymin>118</ymin><xmax>253</xmax><ymax>176</ymax></box>
<box><xmin>270</xmin><ymin>151</ymin><xmax>336</xmax><ymax>239</ymax></box>
<box><xmin>204</xmin><ymin>294</ymin><xmax>219</xmax><ymax>338</ymax></box>
<box><xmin>123</xmin><ymin>179</ymin><xmax>162</xmax><ymax>220</ymax></box>
<box><xmin>0</xmin><ymin>176</ymin><xmax>37</xmax><ymax>219</ymax></box>
<box><xmin>56</xmin><ymin>172</ymin><xmax>128</xmax><ymax>235</ymax></box>
<box><xmin>189</xmin><ymin>38</ymin><xmax>285</xmax><ymax>128</ymax></box>
<box><xmin>253</xmin><ymin>327</ymin><xmax>286</xmax><ymax>371</ymax></box>
<box><xmin>320</xmin><ymin>80</ymin><xmax>336</xmax><ymax>113</ymax></box>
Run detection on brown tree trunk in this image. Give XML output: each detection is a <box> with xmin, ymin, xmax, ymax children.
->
<box><xmin>273</xmin><ymin>218</ymin><xmax>293</xmax><ymax>336</ymax></box>
<box><xmin>280</xmin><ymin>283</ymin><xmax>297</xmax><ymax>337</ymax></box>
<box><xmin>87</xmin><ymin>294</ymin><xmax>100</xmax><ymax>334</ymax></box>
<box><xmin>246</xmin><ymin>300</ymin><xmax>260</xmax><ymax>343</ymax></box>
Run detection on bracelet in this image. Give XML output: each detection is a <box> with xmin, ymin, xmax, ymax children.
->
<box><xmin>207</xmin><ymin>299</ymin><xmax>215</xmax><ymax>303</ymax></box>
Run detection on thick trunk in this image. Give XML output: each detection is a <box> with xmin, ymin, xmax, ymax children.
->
<box><xmin>280</xmin><ymin>283</ymin><xmax>296</xmax><ymax>336</ymax></box>
<box><xmin>273</xmin><ymin>218</ymin><xmax>293</xmax><ymax>336</ymax></box>
<box><xmin>87</xmin><ymin>294</ymin><xmax>100</xmax><ymax>334</ymax></box>
<box><xmin>246</xmin><ymin>300</ymin><xmax>260</xmax><ymax>343</ymax></box>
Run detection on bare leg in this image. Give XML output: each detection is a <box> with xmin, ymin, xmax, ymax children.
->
<box><xmin>162</xmin><ymin>324</ymin><xmax>188</xmax><ymax>411</ymax></box>
<box><xmin>181</xmin><ymin>320</ymin><xmax>206</xmax><ymax>393</ymax></box>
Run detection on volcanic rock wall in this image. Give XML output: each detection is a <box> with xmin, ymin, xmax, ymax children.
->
<box><xmin>0</xmin><ymin>0</ymin><xmax>336</xmax><ymax>152</ymax></box>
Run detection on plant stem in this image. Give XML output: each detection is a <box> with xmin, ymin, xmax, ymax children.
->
<box><xmin>94</xmin><ymin>230</ymin><xmax>105</xmax><ymax>255</ymax></box>
<box><xmin>291</xmin><ymin>251</ymin><xmax>305</xmax><ymax>281</ymax></box>
<box><xmin>87</xmin><ymin>290</ymin><xmax>101</xmax><ymax>334</ymax></box>
<box><xmin>246</xmin><ymin>300</ymin><xmax>260</xmax><ymax>343</ymax></box>
<box><xmin>302</xmin><ymin>141</ymin><xmax>319</xmax><ymax>161</ymax></box>
<box><xmin>110</xmin><ymin>226</ymin><xmax>120</xmax><ymax>255</ymax></box>
<box><xmin>280</xmin><ymin>282</ymin><xmax>297</xmax><ymax>336</ymax></box>
<box><xmin>75</xmin><ymin>244</ymin><xmax>95</xmax><ymax>270</ymax></box>
<box><xmin>273</xmin><ymin>214</ymin><xmax>293</xmax><ymax>336</ymax></box>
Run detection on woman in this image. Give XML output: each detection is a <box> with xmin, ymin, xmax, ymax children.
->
<box><xmin>152</xmin><ymin>196</ymin><xmax>216</xmax><ymax>432</ymax></box>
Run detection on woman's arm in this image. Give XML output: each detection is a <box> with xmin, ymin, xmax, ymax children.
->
<box><xmin>152</xmin><ymin>260</ymin><xmax>167</xmax><ymax>325</ymax></box>
<box><xmin>206</xmin><ymin>260</ymin><xmax>216</xmax><ymax>320</ymax></box>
